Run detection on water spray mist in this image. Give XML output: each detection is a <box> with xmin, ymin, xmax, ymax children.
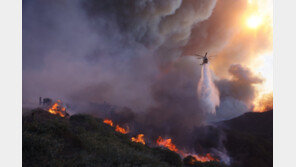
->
<box><xmin>198</xmin><ymin>64</ymin><xmax>220</xmax><ymax>114</ymax></box>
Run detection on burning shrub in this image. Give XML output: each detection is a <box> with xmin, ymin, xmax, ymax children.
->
<box><xmin>131</xmin><ymin>134</ymin><xmax>145</xmax><ymax>145</ymax></box>
<box><xmin>156</xmin><ymin>136</ymin><xmax>219</xmax><ymax>163</ymax></box>
<box><xmin>115</xmin><ymin>125</ymin><xmax>129</xmax><ymax>134</ymax></box>
<box><xmin>183</xmin><ymin>155</ymin><xmax>227</xmax><ymax>167</ymax></box>
<box><xmin>103</xmin><ymin>119</ymin><xmax>113</xmax><ymax>126</ymax></box>
<box><xmin>103</xmin><ymin>118</ymin><xmax>129</xmax><ymax>134</ymax></box>
<box><xmin>156</xmin><ymin>136</ymin><xmax>178</xmax><ymax>152</ymax></box>
<box><xmin>46</xmin><ymin>100</ymin><xmax>68</xmax><ymax>117</ymax></box>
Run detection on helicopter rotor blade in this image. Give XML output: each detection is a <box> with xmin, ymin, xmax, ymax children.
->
<box><xmin>194</xmin><ymin>54</ymin><xmax>204</xmax><ymax>57</ymax></box>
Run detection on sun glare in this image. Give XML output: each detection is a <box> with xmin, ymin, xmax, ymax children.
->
<box><xmin>246</xmin><ymin>15</ymin><xmax>262</xmax><ymax>29</ymax></box>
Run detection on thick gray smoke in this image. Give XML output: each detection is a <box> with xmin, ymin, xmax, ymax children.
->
<box><xmin>198</xmin><ymin>64</ymin><xmax>220</xmax><ymax>114</ymax></box>
<box><xmin>23</xmin><ymin>0</ymin><xmax>217</xmax><ymax>145</ymax></box>
<box><xmin>23</xmin><ymin>0</ymin><xmax>216</xmax><ymax>113</ymax></box>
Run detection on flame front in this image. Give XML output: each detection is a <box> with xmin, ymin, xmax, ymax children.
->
<box><xmin>131</xmin><ymin>134</ymin><xmax>145</xmax><ymax>145</ymax></box>
<box><xmin>156</xmin><ymin>136</ymin><xmax>178</xmax><ymax>152</ymax></box>
<box><xmin>115</xmin><ymin>125</ymin><xmax>129</xmax><ymax>134</ymax></box>
<box><xmin>103</xmin><ymin>121</ymin><xmax>218</xmax><ymax>162</ymax></box>
<box><xmin>48</xmin><ymin>102</ymin><xmax>65</xmax><ymax>117</ymax></box>
<box><xmin>156</xmin><ymin>136</ymin><xmax>218</xmax><ymax>162</ymax></box>
<box><xmin>103</xmin><ymin>119</ymin><xmax>129</xmax><ymax>134</ymax></box>
<box><xmin>103</xmin><ymin>119</ymin><xmax>114</xmax><ymax>127</ymax></box>
<box><xmin>191</xmin><ymin>153</ymin><xmax>217</xmax><ymax>162</ymax></box>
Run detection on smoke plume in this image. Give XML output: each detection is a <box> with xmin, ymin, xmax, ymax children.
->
<box><xmin>198</xmin><ymin>64</ymin><xmax>220</xmax><ymax>114</ymax></box>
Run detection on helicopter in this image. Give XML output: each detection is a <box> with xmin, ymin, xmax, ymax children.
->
<box><xmin>193</xmin><ymin>52</ymin><xmax>214</xmax><ymax>65</ymax></box>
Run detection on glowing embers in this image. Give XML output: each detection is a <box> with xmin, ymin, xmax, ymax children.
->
<box><xmin>103</xmin><ymin>119</ymin><xmax>129</xmax><ymax>134</ymax></box>
<box><xmin>47</xmin><ymin>100</ymin><xmax>66</xmax><ymax>117</ymax></box>
<box><xmin>131</xmin><ymin>134</ymin><xmax>145</xmax><ymax>145</ymax></box>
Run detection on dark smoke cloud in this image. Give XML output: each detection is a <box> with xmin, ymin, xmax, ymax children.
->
<box><xmin>23</xmin><ymin>0</ymin><xmax>216</xmax><ymax>112</ymax></box>
<box><xmin>22</xmin><ymin>0</ymin><xmax>215</xmax><ymax>144</ymax></box>
<box><xmin>183</xmin><ymin>0</ymin><xmax>248</xmax><ymax>55</ymax></box>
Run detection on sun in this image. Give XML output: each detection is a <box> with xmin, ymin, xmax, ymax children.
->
<box><xmin>246</xmin><ymin>15</ymin><xmax>263</xmax><ymax>29</ymax></box>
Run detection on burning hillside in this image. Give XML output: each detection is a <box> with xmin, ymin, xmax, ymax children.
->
<box><xmin>102</xmin><ymin>118</ymin><xmax>219</xmax><ymax>163</ymax></box>
<box><xmin>23</xmin><ymin>108</ymin><xmax>272</xmax><ymax>167</ymax></box>
<box><xmin>23</xmin><ymin>109</ymin><xmax>230</xmax><ymax>167</ymax></box>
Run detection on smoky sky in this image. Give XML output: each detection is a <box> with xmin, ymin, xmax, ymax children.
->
<box><xmin>23</xmin><ymin>0</ymin><xmax>271</xmax><ymax>137</ymax></box>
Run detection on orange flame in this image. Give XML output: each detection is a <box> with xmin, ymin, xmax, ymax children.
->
<box><xmin>48</xmin><ymin>101</ymin><xmax>65</xmax><ymax>117</ymax></box>
<box><xmin>103</xmin><ymin>119</ymin><xmax>129</xmax><ymax>134</ymax></box>
<box><xmin>103</xmin><ymin>119</ymin><xmax>114</xmax><ymax>127</ymax></box>
<box><xmin>131</xmin><ymin>134</ymin><xmax>145</xmax><ymax>145</ymax></box>
<box><xmin>156</xmin><ymin>136</ymin><xmax>178</xmax><ymax>152</ymax></box>
<box><xmin>191</xmin><ymin>153</ymin><xmax>218</xmax><ymax>162</ymax></box>
<box><xmin>115</xmin><ymin>125</ymin><xmax>129</xmax><ymax>134</ymax></box>
<box><xmin>156</xmin><ymin>136</ymin><xmax>218</xmax><ymax>162</ymax></box>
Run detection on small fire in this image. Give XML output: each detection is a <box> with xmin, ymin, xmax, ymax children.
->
<box><xmin>191</xmin><ymin>153</ymin><xmax>218</xmax><ymax>162</ymax></box>
<box><xmin>103</xmin><ymin>119</ymin><xmax>129</xmax><ymax>134</ymax></box>
<box><xmin>156</xmin><ymin>136</ymin><xmax>218</xmax><ymax>162</ymax></box>
<box><xmin>115</xmin><ymin>125</ymin><xmax>129</xmax><ymax>134</ymax></box>
<box><xmin>47</xmin><ymin>100</ymin><xmax>66</xmax><ymax>117</ymax></box>
<box><xmin>156</xmin><ymin>136</ymin><xmax>178</xmax><ymax>152</ymax></box>
<box><xmin>131</xmin><ymin>134</ymin><xmax>145</xmax><ymax>145</ymax></box>
<box><xmin>103</xmin><ymin>119</ymin><xmax>114</xmax><ymax>127</ymax></box>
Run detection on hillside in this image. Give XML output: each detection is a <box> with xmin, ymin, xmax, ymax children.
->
<box><xmin>221</xmin><ymin>110</ymin><xmax>273</xmax><ymax>140</ymax></box>
<box><xmin>23</xmin><ymin>109</ymin><xmax>226</xmax><ymax>167</ymax></box>
<box><xmin>219</xmin><ymin>110</ymin><xmax>273</xmax><ymax>167</ymax></box>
